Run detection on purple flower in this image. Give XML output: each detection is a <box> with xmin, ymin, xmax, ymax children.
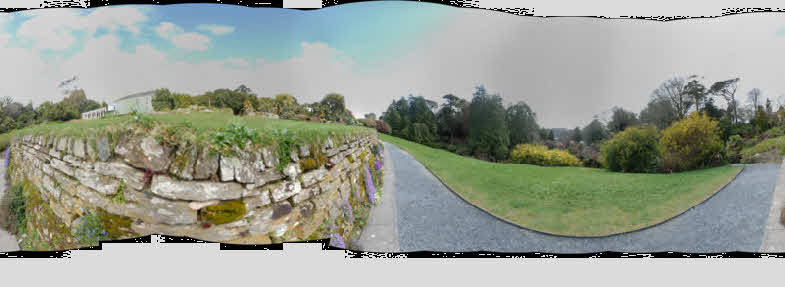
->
<box><xmin>364</xmin><ymin>165</ymin><xmax>376</xmax><ymax>204</ymax></box>
<box><xmin>343</xmin><ymin>199</ymin><xmax>354</xmax><ymax>222</ymax></box>
<box><xmin>353</xmin><ymin>185</ymin><xmax>361</xmax><ymax>201</ymax></box>
<box><xmin>4</xmin><ymin>145</ymin><xmax>9</xmax><ymax>170</ymax></box>
<box><xmin>330</xmin><ymin>232</ymin><xmax>346</xmax><ymax>249</ymax></box>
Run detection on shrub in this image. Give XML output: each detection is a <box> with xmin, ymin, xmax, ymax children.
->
<box><xmin>5</xmin><ymin>184</ymin><xmax>26</xmax><ymax>235</ymax></box>
<box><xmin>375</xmin><ymin>120</ymin><xmax>391</xmax><ymax>134</ymax></box>
<box><xmin>659</xmin><ymin>112</ymin><xmax>724</xmax><ymax>172</ymax></box>
<box><xmin>725</xmin><ymin>134</ymin><xmax>744</xmax><ymax>163</ymax></box>
<box><xmin>600</xmin><ymin>125</ymin><xmax>660</xmax><ymax>173</ymax></box>
<box><xmin>509</xmin><ymin>144</ymin><xmax>581</xmax><ymax>167</ymax></box>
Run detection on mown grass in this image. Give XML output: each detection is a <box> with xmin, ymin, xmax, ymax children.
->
<box><xmin>9</xmin><ymin>110</ymin><xmax>375</xmax><ymax>148</ymax></box>
<box><xmin>381</xmin><ymin>134</ymin><xmax>743</xmax><ymax>236</ymax></box>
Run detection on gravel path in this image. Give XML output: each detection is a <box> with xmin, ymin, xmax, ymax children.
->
<box><xmin>0</xmin><ymin>155</ymin><xmax>19</xmax><ymax>252</ymax></box>
<box><xmin>384</xmin><ymin>142</ymin><xmax>779</xmax><ymax>253</ymax></box>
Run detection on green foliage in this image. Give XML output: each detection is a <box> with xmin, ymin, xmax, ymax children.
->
<box><xmin>208</xmin><ymin>122</ymin><xmax>262</xmax><ymax>156</ymax></box>
<box><xmin>320</xmin><ymin>93</ymin><xmax>348</xmax><ymax>122</ymax></box>
<box><xmin>640</xmin><ymin>96</ymin><xmax>677</xmax><ymax>130</ymax></box>
<box><xmin>753</xmin><ymin>108</ymin><xmax>772</xmax><ymax>133</ymax></box>
<box><xmin>468</xmin><ymin>86</ymin><xmax>509</xmax><ymax>160</ymax></box>
<box><xmin>506</xmin><ymin>101</ymin><xmax>539</xmax><ymax>146</ymax></box>
<box><xmin>273</xmin><ymin>128</ymin><xmax>297</xmax><ymax>172</ymax></box>
<box><xmin>600</xmin><ymin>125</ymin><xmax>660</xmax><ymax>173</ymax></box>
<box><xmin>740</xmin><ymin>135</ymin><xmax>785</xmax><ymax>163</ymax></box>
<box><xmin>509</xmin><ymin>144</ymin><xmax>581</xmax><ymax>167</ymax></box>
<box><xmin>607</xmin><ymin>107</ymin><xmax>639</xmax><ymax>133</ymax></box>
<box><xmin>582</xmin><ymin>119</ymin><xmax>609</xmax><ymax>145</ymax></box>
<box><xmin>152</xmin><ymin>88</ymin><xmax>175</xmax><ymax>111</ymax></box>
<box><xmin>130</xmin><ymin>110</ymin><xmax>156</xmax><ymax>130</ymax></box>
<box><xmin>659</xmin><ymin>112</ymin><xmax>724</xmax><ymax>172</ymax></box>
<box><xmin>725</xmin><ymin>134</ymin><xmax>744</xmax><ymax>163</ymax></box>
<box><xmin>111</xmin><ymin>182</ymin><xmax>127</xmax><ymax>205</ymax></box>
<box><xmin>6</xmin><ymin>184</ymin><xmax>26</xmax><ymax>235</ymax></box>
<box><xmin>74</xmin><ymin>211</ymin><xmax>111</xmax><ymax>246</ymax></box>
<box><xmin>198</xmin><ymin>200</ymin><xmax>246</xmax><ymax>225</ymax></box>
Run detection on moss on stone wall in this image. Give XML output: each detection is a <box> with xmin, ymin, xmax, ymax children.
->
<box><xmin>97</xmin><ymin>208</ymin><xmax>137</xmax><ymax>240</ymax></box>
<box><xmin>198</xmin><ymin>200</ymin><xmax>246</xmax><ymax>225</ymax></box>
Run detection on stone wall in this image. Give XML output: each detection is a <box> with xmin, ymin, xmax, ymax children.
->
<box><xmin>7</xmin><ymin>131</ymin><xmax>382</xmax><ymax>248</ymax></box>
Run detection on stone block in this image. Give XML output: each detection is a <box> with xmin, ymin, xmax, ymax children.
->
<box><xmin>93</xmin><ymin>161</ymin><xmax>147</xmax><ymax>190</ymax></box>
<box><xmin>169</xmin><ymin>144</ymin><xmax>197</xmax><ymax>180</ymax></box>
<box><xmin>269</xmin><ymin>180</ymin><xmax>301</xmax><ymax>203</ymax></box>
<box><xmin>193</xmin><ymin>146</ymin><xmax>219</xmax><ymax>180</ymax></box>
<box><xmin>114</xmin><ymin>135</ymin><xmax>173</xmax><ymax>172</ymax></box>
<box><xmin>151</xmin><ymin>175</ymin><xmax>244</xmax><ymax>201</ymax></box>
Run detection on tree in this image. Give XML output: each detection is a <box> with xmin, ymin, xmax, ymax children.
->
<box><xmin>582</xmin><ymin>118</ymin><xmax>609</xmax><ymax>145</ymax></box>
<box><xmin>653</xmin><ymin>76</ymin><xmax>694</xmax><ymax>120</ymax></box>
<box><xmin>320</xmin><ymin>93</ymin><xmax>347</xmax><ymax>122</ymax></box>
<box><xmin>364</xmin><ymin>113</ymin><xmax>377</xmax><ymax>121</ymax></box>
<box><xmin>748</xmin><ymin>88</ymin><xmax>762</xmax><ymax>110</ymax></box>
<box><xmin>2</xmin><ymin>102</ymin><xmax>23</xmax><ymax>120</ymax></box>
<box><xmin>153</xmin><ymin>88</ymin><xmax>175</xmax><ymax>111</ymax></box>
<box><xmin>505</xmin><ymin>101</ymin><xmax>539</xmax><ymax>146</ymax></box>
<box><xmin>273</xmin><ymin>93</ymin><xmax>299</xmax><ymax>118</ymax></box>
<box><xmin>606</xmin><ymin>106</ymin><xmax>638</xmax><ymax>133</ymax></box>
<box><xmin>570</xmin><ymin>127</ymin><xmax>582</xmax><ymax>142</ymax></box>
<box><xmin>684</xmin><ymin>77</ymin><xmax>708</xmax><ymax>113</ymax></box>
<box><xmin>708</xmin><ymin>78</ymin><xmax>740</xmax><ymax>123</ymax></box>
<box><xmin>640</xmin><ymin>94</ymin><xmax>677</xmax><ymax>130</ymax></box>
<box><xmin>436</xmin><ymin>94</ymin><xmax>468</xmax><ymax>142</ymax></box>
<box><xmin>467</xmin><ymin>85</ymin><xmax>509</xmax><ymax>160</ymax></box>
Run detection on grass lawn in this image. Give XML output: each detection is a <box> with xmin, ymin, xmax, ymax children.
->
<box><xmin>381</xmin><ymin>134</ymin><xmax>743</xmax><ymax>236</ymax></box>
<box><xmin>9</xmin><ymin>110</ymin><xmax>375</xmax><ymax>147</ymax></box>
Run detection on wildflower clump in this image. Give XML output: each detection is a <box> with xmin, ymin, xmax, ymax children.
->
<box><xmin>363</xmin><ymin>164</ymin><xmax>376</xmax><ymax>205</ymax></box>
<box><xmin>329</xmin><ymin>220</ymin><xmax>346</xmax><ymax>249</ymax></box>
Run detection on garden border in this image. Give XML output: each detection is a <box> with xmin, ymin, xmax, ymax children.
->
<box><xmin>383</xmin><ymin>140</ymin><xmax>747</xmax><ymax>239</ymax></box>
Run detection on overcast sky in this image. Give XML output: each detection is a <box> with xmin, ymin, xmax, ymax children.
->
<box><xmin>0</xmin><ymin>2</ymin><xmax>784</xmax><ymax>128</ymax></box>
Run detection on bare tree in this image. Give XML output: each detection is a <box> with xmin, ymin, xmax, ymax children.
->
<box><xmin>708</xmin><ymin>78</ymin><xmax>740</xmax><ymax>123</ymax></box>
<box><xmin>0</xmin><ymin>95</ymin><xmax>12</xmax><ymax>109</ymax></box>
<box><xmin>653</xmin><ymin>76</ymin><xmax>693</xmax><ymax>120</ymax></box>
<box><xmin>747</xmin><ymin>88</ymin><xmax>762</xmax><ymax>110</ymax></box>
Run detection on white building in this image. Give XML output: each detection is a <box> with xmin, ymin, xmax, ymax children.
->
<box><xmin>80</xmin><ymin>90</ymin><xmax>155</xmax><ymax>120</ymax></box>
<box><xmin>82</xmin><ymin>105</ymin><xmax>115</xmax><ymax>120</ymax></box>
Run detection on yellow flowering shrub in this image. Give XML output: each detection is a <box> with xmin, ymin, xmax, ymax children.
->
<box><xmin>659</xmin><ymin>112</ymin><xmax>724</xmax><ymax>172</ymax></box>
<box><xmin>510</xmin><ymin>144</ymin><xmax>581</xmax><ymax>167</ymax></box>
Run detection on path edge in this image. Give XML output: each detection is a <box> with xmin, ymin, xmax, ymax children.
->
<box><xmin>387</xmin><ymin>141</ymin><xmax>746</xmax><ymax>239</ymax></box>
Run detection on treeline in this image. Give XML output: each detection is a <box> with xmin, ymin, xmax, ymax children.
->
<box><xmin>152</xmin><ymin>85</ymin><xmax>366</xmax><ymax>125</ymax></box>
<box><xmin>380</xmin><ymin>76</ymin><xmax>785</xmax><ymax>168</ymax></box>
<box><xmin>381</xmin><ymin>85</ymin><xmax>541</xmax><ymax>161</ymax></box>
<box><xmin>0</xmin><ymin>89</ymin><xmax>106</xmax><ymax>134</ymax></box>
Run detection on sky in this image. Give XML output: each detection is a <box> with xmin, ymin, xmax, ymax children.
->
<box><xmin>0</xmin><ymin>2</ymin><xmax>784</xmax><ymax>128</ymax></box>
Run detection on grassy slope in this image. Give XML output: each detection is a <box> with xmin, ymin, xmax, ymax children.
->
<box><xmin>741</xmin><ymin>135</ymin><xmax>785</xmax><ymax>161</ymax></box>
<box><xmin>9</xmin><ymin>110</ymin><xmax>375</xmax><ymax>147</ymax></box>
<box><xmin>381</xmin><ymin>134</ymin><xmax>743</xmax><ymax>236</ymax></box>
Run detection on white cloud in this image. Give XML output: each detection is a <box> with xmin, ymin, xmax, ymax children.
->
<box><xmin>155</xmin><ymin>22</ymin><xmax>210</xmax><ymax>51</ymax></box>
<box><xmin>15</xmin><ymin>7</ymin><xmax>146</xmax><ymax>51</ymax></box>
<box><xmin>171</xmin><ymin>32</ymin><xmax>210</xmax><ymax>51</ymax></box>
<box><xmin>197</xmin><ymin>24</ymin><xmax>235</xmax><ymax>36</ymax></box>
<box><xmin>0</xmin><ymin>33</ymin><xmax>10</xmax><ymax>47</ymax></box>
<box><xmin>155</xmin><ymin>22</ymin><xmax>182</xmax><ymax>38</ymax></box>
